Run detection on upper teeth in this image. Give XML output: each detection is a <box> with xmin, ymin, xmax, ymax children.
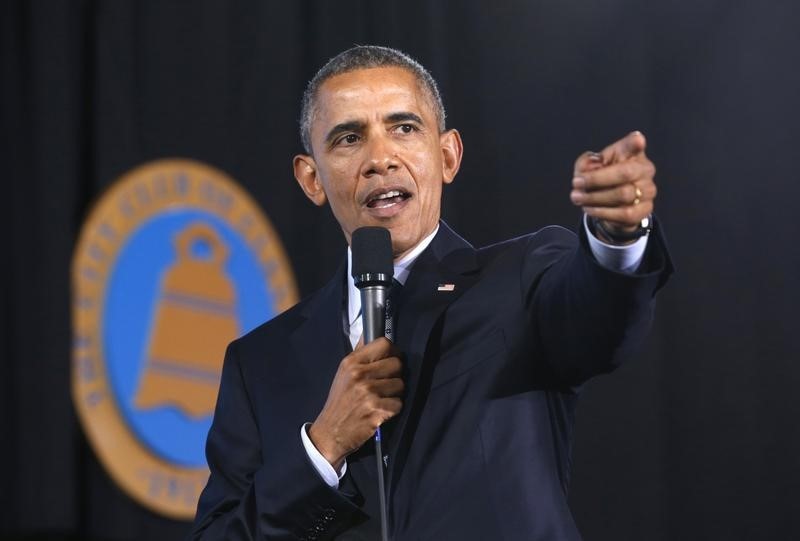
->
<box><xmin>375</xmin><ymin>190</ymin><xmax>402</xmax><ymax>200</ymax></box>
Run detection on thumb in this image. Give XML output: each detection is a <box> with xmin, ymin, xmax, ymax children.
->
<box><xmin>600</xmin><ymin>131</ymin><xmax>647</xmax><ymax>164</ymax></box>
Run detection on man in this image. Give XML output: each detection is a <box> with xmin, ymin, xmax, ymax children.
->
<box><xmin>192</xmin><ymin>45</ymin><xmax>672</xmax><ymax>540</ymax></box>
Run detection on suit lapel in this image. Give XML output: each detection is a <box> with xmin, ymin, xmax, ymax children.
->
<box><xmin>289</xmin><ymin>260</ymin><xmax>348</xmax><ymax>415</ymax></box>
<box><xmin>386</xmin><ymin>222</ymin><xmax>481</xmax><ymax>494</ymax></box>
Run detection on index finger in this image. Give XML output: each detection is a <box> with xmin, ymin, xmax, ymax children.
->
<box><xmin>354</xmin><ymin>334</ymin><xmax>365</xmax><ymax>350</ymax></box>
<box><xmin>573</xmin><ymin>156</ymin><xmax>655</xmax><ymax>191</ymax></box>
<box><xmin>599</xmin><ymin>131</ymin><xmax>647</xmax><ymax>164</ymax></box>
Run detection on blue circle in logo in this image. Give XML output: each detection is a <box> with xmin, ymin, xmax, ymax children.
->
<box><xmin>104</xmin><ymin>208</ymin><xmax>274</xmax><ymax>468</ymax></box>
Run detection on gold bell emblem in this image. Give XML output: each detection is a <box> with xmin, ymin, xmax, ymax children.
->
<box><xmin>133</xmin><ymin>221</ymin><xmax>239</xmax><ymax>418</ymax></box>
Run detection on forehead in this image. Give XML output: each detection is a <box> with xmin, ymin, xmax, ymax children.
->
<box><xmin>312</xmin><ymin>67</ymin><xmax>435</xmax><ymax>127</ymax></box>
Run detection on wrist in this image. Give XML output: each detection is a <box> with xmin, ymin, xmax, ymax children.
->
<box><xmin>588</xmin><ymin>215</ymin><xmax>652</xmax><ymax>245</ymax></box>
<box><xmin>308</xmin><ymin>422</ymin><xmax>347</xmax><ymax>471</ymax></box>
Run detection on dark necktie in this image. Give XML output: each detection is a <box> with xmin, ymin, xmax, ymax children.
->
<box><xmin>378</xmin><ymin>279</ymin><xmax>403</xmax><ymax>469</ymax></box>
<box><xmin>384</xmin><ymin>278</ymin><xmax>401</xmax><ymax>342</ymax></box>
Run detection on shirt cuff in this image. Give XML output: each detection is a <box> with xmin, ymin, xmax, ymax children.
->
<box><xmin>300</xmin><ymin>423</ymin><xmax>347</xmax><ymax>489</ymax></box>
<box><xmin>583</xmin><ymin>214</ymin><xmax>648</xmax><ymax>273</ymax></box>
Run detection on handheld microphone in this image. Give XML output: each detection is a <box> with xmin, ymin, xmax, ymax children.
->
<box><xmin>351</xmin><ymin>227</ymin><xmax>394</xmax><ymax>342</ymax></box>
<box><xmin>350</xmin><ymin>226</ymin><xmax>393</xmax><ymax>541</ymax></box>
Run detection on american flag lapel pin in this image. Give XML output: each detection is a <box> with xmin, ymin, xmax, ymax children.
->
<box><xmin>437</xmin><ymin>283</ymin><xmax>456</xmax><ymax>292</ymax></box>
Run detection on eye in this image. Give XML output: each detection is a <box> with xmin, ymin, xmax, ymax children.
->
<box><xmin>335</xmin><ymin>133</ymin><xmax>360</xmax><ymax>147</ymax></box>
<box><xmin>394</xmin><ymin>123</ymin><xmax>417</xmax><ymax>135</ymax></box>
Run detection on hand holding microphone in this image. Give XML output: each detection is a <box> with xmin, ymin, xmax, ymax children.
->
<box><xmin>308</xmin><ymin>227</ymin><xmax>404</xmax><ymax>472</ymax></box>
<box><xmin>308</xmin><ymin>337</ymin><xmax>403</xmax><ymax>471</ymax></box>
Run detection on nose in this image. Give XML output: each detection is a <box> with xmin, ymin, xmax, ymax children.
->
<box><xmin>361</xmin><ymin>134</ymin><xmax>400</xmax><ymax>178</ymax></box>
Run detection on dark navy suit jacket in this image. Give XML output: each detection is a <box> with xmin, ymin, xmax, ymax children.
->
<box><xmin>192</xmin><ymin>221</ymin><xmax>672</xmax><ymax>540</ymax></box>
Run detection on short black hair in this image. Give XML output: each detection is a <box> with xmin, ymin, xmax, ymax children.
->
<box><xmin>299</xmin><ymin>45</ymin><xmax>446</xmax><ymax>154</ymax></box>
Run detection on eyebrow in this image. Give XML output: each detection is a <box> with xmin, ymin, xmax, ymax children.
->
<box><xmin>323</xmin><ymin>112</ymin><xmax>426</xmax><ymax>146</ymax></box>
<box><xmin>324</xmin><ymin>121</ymin><xmax>365</xmax><ymax>146</ymax></box>
<box><xmin>385</xmin><ymin>112</ymin><xmax>424</xmax><ymax>125</ymax></box>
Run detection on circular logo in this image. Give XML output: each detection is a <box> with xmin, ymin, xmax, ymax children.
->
<box><xmin>71</xmin><ymin>158</ymin><xmax>298</xmax><ymax>519</ymax></box>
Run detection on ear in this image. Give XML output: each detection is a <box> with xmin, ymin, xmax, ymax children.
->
<box><xmin>293</xmin><ymin>154</ymin><xmax>327</xmax><ymax>206</ymax></box>
<box><xmin>440</xmin><ymin>129</ymin><xmax>463</xmax><ymax>185</ymax></box>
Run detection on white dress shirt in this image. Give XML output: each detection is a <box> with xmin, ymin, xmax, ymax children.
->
<box><xmin>301</xmin><ymin>218</ymin><xmax>649</xmax><ymax>488</ymax></box>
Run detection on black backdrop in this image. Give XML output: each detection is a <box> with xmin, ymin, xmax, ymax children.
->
<box><xmin>2</xmin><ymin>1</ymin><xmax>799</xmax><ymax>540</ymax></box>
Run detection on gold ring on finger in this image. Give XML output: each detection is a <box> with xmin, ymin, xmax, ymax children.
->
<box><xmin>633</xmin><ymin>185</ymin><xmax>642</xmax><ymax>206</ymax></box>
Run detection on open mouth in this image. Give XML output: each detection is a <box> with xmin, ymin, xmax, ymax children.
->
<box><xmin>366</xmin><ymin>189</ymin><xmax>412</xmax><ymax>209</ymax></box>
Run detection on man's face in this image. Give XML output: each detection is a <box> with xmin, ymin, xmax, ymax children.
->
<box><xmin>294</xmin><ymin>67</ymin><xmax>462</xmax><ymax>259</ymax></box>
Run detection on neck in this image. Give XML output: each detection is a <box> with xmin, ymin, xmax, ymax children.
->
<box><xmin>392</xmin><ymin>226</ymin><xmax>440</xmax><ymax>263</ymax></box>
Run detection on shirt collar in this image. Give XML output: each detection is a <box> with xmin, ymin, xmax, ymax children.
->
<box><xmin>346</xmin><ymin>224</ymin><xmax>439</xmax><ymax>326</ymax></box>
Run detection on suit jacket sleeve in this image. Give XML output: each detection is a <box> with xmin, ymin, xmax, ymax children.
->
<box><xmin>190</xmin><ymin>340</ymin><xmax>364</xmax><ymax>540</ymax></box>
<box><xmin>523</xmin><ymin>218</ymin><xmax>673</xmax><ymax>386</ymax></box>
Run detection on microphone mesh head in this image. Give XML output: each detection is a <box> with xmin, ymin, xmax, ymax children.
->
<box><xmin>351</xmin><ymin>227</ymin><xmax>393</xmax><ymax>278</ymax></box>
